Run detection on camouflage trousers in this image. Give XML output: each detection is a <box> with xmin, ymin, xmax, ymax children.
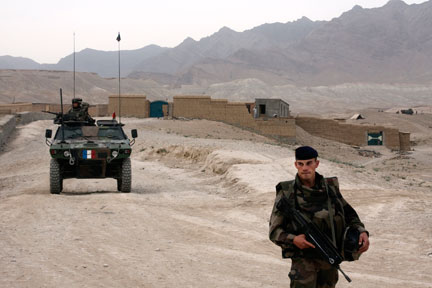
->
<box><xmin>288</xmin><ymin>258</ymin><xmax>338</xmax><ymax>288</ymax></box>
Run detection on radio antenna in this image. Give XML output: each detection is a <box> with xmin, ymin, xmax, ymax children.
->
<box><xmin>73</xmin><ymin>32</ymin><xmax>76</xmax><ymax>99</ymax></box>
<box><xmin>116</xmin><ymin>32</ymin><xmax>121</xmax><ymax>124</ymax></box>
<box><xmin>60</xmin><ymin>88</ymin><xmax>65</xmax><ymax>143</ymax></box>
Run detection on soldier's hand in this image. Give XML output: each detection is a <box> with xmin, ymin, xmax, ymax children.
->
<box><xmin>293</xmin><ymin>234</ymin><xmax>315</xmax><ymax>249</ymax></box>
<box><xmin>358</xmin><ymin>232</ymin><xmax>369</xmax><ymax>253</ymax></box>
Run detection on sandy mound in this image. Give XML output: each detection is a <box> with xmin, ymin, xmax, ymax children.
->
<box><xmin>203</xmin><ymin>150</ymin><xmax>272</xmax><ymax>175</ymax></box>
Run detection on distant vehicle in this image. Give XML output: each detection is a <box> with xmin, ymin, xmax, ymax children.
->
<box><xmin>44</xmin><ymin>36</ymin><xmax>135</xmax><ymax>194</ymax></box>
<box><xmin>400</xmin><ymin>108</ymin><xmax>414</xmax><ymax>115</ymax></box>
<box><xmin>45</xmin><ymin>118</ymin><xmax>138</xmax><ymax>194</ymax></box>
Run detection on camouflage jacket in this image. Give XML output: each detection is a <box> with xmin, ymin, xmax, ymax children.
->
<box><xmin>269</xmin><ymin>172</ymin><xmax>367</xmax><ymax>259</ymax></box>
<box><xmin>66</xmin><ymin>102</ymin><xmax>91</xmax><ymax>121</ymax></box>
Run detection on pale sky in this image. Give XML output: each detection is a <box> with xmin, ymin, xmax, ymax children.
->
<box><xmin>0</xmin><ymin>0</ymin><xmax>427</xmax><ymax>64</ymax></box>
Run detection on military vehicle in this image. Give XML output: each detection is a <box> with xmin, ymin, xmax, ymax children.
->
<box><xmin>400</xmin><ymin>108</ymin><xmax>414</xmax><ymax>115</ymax></box>
<box><xmin>44</xmin><ymin>93</ymin><xmax>137</xmax><ymax>194</ymax></box>
<box><xmin>44</xmin><ymin>37</ymin><xmax>136</xmax><ymax>194</ymax></box>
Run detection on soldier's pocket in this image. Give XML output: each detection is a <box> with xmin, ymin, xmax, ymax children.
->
<box><xmin>289</xmin><ymin>258</ymin><xmax>316</xmax><ymax>283</ymax></box>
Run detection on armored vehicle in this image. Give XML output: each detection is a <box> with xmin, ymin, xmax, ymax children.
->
<box><xmin>45</xmin><ymin>119</ymin><xmax>138</xmax><ymax>194</ymax></box>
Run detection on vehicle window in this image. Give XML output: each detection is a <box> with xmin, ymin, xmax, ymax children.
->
<box><xmin>55</xmin><ymin>126</ymin><xmax>126</xmax><ymax>140</ymax></box>
<box><xmin>55</xmin><ymin>127</ymin><xmax>83</xmax><ymax>140</ymax></box>
<box><xmin>97</xmin><ymin>127</ymin><xmax>125</xmax><ymax>139</ymax></box>
<box><xmin>81</xmin><ymin>126</ymin><xmax>99</xmax><ymax>137</ymax></box>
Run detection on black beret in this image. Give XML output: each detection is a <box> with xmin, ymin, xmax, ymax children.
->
<box><xmin>295</xmin><ymin>146</ymin><xmax>318</xmax><ymax>160</ymax></box>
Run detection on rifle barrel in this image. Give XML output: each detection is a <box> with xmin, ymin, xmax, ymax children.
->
<box><xmin>337</xmin><ymin>266</ymin><xmax>352</xmax><ymax>282</ymax></box>
<box><xmin>42</xmin><ymin>110</ymin><xmax>59</xmax><ymax>115</ymax></box>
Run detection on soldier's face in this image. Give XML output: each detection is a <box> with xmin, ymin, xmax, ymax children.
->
<box><xmin>294</xmin><ymin>158</ymin><xmax>319</xmax><ymax>181</ymax></box>
<box><xmin>73</xmin><ymin>103</ymin><xmax>79</xmax><ymax>108</ymax></box>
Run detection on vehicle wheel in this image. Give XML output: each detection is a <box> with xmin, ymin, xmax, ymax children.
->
<box><xmin>119</xmin><ymin>158</ymin><xmax>131</xmax><ymax>193</ymax></box>
<box><xmin>50</xmin><ymin>159</ymin><xmax>63</xmax><ymax>194</ymax></box>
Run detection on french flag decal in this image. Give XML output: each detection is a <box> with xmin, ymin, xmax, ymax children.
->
<box><xmin>82</xmin><ymin>150</ymin><xmax>96</xmax><ymax>159</ymax></box>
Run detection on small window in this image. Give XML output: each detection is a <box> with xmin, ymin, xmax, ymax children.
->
<box><xmin>367</xmin><ymin>132</ymin><xmax>383</xmax><ymax>145</ymax></box>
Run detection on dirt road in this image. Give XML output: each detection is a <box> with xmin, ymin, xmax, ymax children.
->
<box><xmin>1</xmin><ymin>118</ymin><xmax>431</xmax><ymax>287</ymax></box>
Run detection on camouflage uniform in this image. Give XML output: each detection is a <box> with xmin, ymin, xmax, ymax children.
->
<box><xmin>269</xmin><ymin>172</ymin><xmax>367</xmax><ymax>288</ymax></box>
<box><xmin>66</xmin><ymin>100</ymin><xmax>95</xmax><ymax>125</ymax></box>
<box><xmin>67</xmin><ymin>102</ymin><xmax>89</xmax><ymax>121</ymax></box>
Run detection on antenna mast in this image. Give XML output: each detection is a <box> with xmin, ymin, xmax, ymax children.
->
<box><xmin>116</xmin><ymin>32</ymin><xmax>121</xmax><ymax>123</ymax></box>
<box><xmin>60</xmin><ymin>88</ymin><xmax>65</xmax><ymax>143</ymax></box>
<box><xmin>73</xmin><ymin>32</ymin><xmax>76</xmax><ymax>99</ymax></box>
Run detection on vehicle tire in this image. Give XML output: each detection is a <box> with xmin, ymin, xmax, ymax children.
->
<box><xmin>50</xmin><ymin>159</ymin><xmax>63</xmax><ymax>194</ymax></box>
<box><xmin>119</xmin><ymin>158</ymin><xmax>131</xmax><ymax>193</ymax></box>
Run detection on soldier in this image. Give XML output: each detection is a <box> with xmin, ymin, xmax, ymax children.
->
<box><xmin>66</xmin><ymin>98</ymin><xmax>95</xmax><ymax>124</ymax></box>
<box><xmin>269</xmin><ymin>146</ymin><xmax>369</xmax><ymax>288</ymax></box>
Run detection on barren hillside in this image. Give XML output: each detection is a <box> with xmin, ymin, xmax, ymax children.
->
<box><xmin>0</xmin><ymin>70</ymin><xmax>171</xmax><ymax>104</ymax></box>
<box><xmin>2</xmin><ymin>70</ymin><xmax>432</xmax><ymax>116</ymax></box>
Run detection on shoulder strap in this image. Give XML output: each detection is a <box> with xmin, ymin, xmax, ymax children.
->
<box><xmin>324</xmin><ymin>178</ymin><xmax>337</xmax><ymax>246</ymax></box>
<box><xmin>325</xmin><ymin>177</ymin><xmax>344</xmax><ymax>213</ymax></box>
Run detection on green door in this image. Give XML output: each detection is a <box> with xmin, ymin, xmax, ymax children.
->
<box><xmin>150</xmin><ymin>101</ymin><xmax>168</xmax><ymax>118</ymax></box>
<box><xmin>368</xmin><ymin>132</ymin><xmax>383</xmax><ymax>145</ymax></box>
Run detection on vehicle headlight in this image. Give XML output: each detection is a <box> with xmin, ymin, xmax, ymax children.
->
<box><xmin>64</xmin><ymin>151</ymin><xmax>71</xmax><ymax>157</ymax></box>
<box><xmin>111</xmin><ymin>151</ymin><xmax>119</xmax><ymax>157</ymax></box>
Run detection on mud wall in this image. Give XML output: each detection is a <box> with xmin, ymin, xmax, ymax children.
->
<box><xmin>108</xmin><ymin>95</ymin><xmax>149</xmax><ymax>118</ymax></box>
<box><xmin>0</xmin><ymin>112</ymin><xmax>53</xmax><ymax>149</ymax></box>
<box><xmin>255</xmin><ymin>118</ymin><xmax>296</xmax><ymax>139</ymax></box>
<box><xmin>172</xmin><ymin>95</ymin><xmax>296</xmax><ymax>141</ymax></box>
<box><xmin>399</xmin><ymin>132</ymin><xmax>411</xmax><ymax>152</ymax></box>
<box><xmin>90</xmin><ymin>105</ymin><xmax>108</xmax><ymax>117</ymax></box>
<box><xmin>172</xmin><ymin>96</ymin><xmax>211</xmax><ymax>119</ymax></box>
<box><xmin>0</xmin><ymin>103</ymin><xmax>108</xmax><ymax>117</ymax></box>
<box><xmin>0</xmin><ymin>103</ymin><xmax>33</xmax><ymax>114</ymax></box>
<box><xmin>296</xmin><ymin>117</ymin><xmax>407</xmax><ymax>150</ymax></box>
<box><xmin>0</xmin><ymin>115</ymin><xmax>16</xmax><ymax>148</ymax></box>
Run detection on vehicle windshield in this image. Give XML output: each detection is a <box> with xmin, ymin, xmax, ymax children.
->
<box><xmin>54</xmin><ymin>126</ymin><xmax>126</xmax><ymax>140</ymax></box>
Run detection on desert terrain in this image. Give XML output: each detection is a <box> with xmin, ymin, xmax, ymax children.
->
<box><xmin>0</xmin><ymin>111</ymin><xmax>431</xmax><ymax>288</ymax></box>
<box><xmin>2</xmin><ymin>70</ymin><xmax>432</xmax><ymax>116</ymax></box>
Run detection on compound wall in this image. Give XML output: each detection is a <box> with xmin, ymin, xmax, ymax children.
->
<box><xmin>172</xmin><ymin>95</ymin><xmax>296</xmax><ymax>141</ymax></box>
<box><xmin>399</xmin><ymin>132</ymin><xmax>411</xmax><ymax>152</ymax></box>
<box><xmin>0</xmin><ymin>103</ymin><xmax>33</xmax><ymax>114</ymax></box>
<box><xmin>0</xmin><ymin>112</ymin><xmax>53</xmax><ymax>149</ymax></box>
<box><xmin>0</xmin><ymin>103</ymin><xmax>108</xmax><ymax>117</ymax></box>
<box><xmin>108</xmin><ymin>95</ymin><xmax>149</xmax><ymax>118</ymax></box>
<box><xmin>296</xmin><ymin>116</ymin><xmax>409</xmax><ymax>151</ymax></box>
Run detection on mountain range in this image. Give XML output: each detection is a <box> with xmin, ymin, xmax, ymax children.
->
<box><xmin>2</xmin><ymin>0</ymin><xmax>432</xmax><ymax>86</ymax></box>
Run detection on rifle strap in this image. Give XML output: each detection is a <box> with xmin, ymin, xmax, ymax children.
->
<box><xmin>324</xmin><ymin>179</ymin><xmax>337</xmax><ymax>246</ymax></box>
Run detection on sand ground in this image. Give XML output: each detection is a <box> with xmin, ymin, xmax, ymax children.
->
<box><xmin>0</xmin><ymin>116</ymin><xmax>431</xmax><ymax>288</ymax></box>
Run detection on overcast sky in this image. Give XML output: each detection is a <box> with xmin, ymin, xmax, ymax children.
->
<box><xmin>1</xmin><ymin>0</ymin><xmax>427</xmax><ymax>64</ymax></box>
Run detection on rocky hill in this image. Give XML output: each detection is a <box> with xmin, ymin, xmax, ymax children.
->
<box><xmin>0</xmin><ymin>70</ymin><xmax>171</xmax><ymax>104</ymax></box>
<box><xmin>2</xmin><ymin>0</ymin><xmax>432</xmax><ymax>86</ymax></box>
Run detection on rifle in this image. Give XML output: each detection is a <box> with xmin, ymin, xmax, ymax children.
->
<box><xmin>42</xmin><ymin>110</ymin><xmax>64</xmax><ymax>124</ymax></box>
<box><xmin>276</xmin><ymin>196</ymin><xmax>352</xmax><ymax>282</ymax></box>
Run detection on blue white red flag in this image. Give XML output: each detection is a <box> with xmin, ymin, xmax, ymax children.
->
<box><xmin>82</xmin><ymin>150</ymin><xmax>96</xmax><ymax>159</ymax></box>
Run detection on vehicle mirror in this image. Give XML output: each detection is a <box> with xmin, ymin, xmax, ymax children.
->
<box><xmin>45</xmin><ymin>129</ymin><xmax>52</xmax><ymax>138</ymax></box>
<box><xmin>131</xmin><ymin>129</ymin><xmax>138</xmax><ymax>138</ymax></box>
